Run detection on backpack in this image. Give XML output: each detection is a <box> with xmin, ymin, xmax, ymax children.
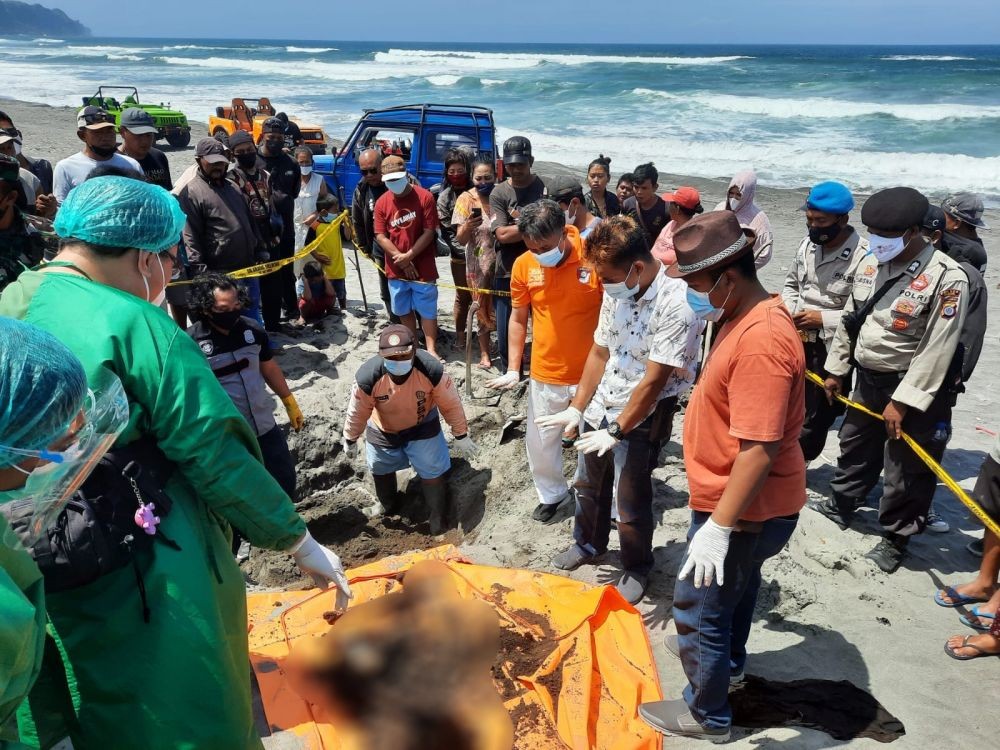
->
<box><xmin>947</xmin><ymin>262</ymin><xmax>988</xmax><ymax>389</ymax></box>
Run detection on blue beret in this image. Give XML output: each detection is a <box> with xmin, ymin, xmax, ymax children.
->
<box><xmin>804</xmin><ymin>181</ymin><xmax>854</xmax><ymax>215</ymax></box>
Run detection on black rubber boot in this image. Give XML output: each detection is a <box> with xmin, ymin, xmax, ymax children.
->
<box><xmin>423</xmin><ymin>482</ymin><xmax>449</xmax><ymax>536</ymax></box>
<box><xmin>808</xmin><ymin>494</ymin><xmax>856</xmax><ymax>530</ymax></box>
<box><xmin>866</xmin><ymin>533</ymin><xmax>909</xmax><ymax>573</ymax></box>
<box><xmin>372</xmin><ymin>473</ymin><xmax>399</xmax><ymax>515</ymax></box>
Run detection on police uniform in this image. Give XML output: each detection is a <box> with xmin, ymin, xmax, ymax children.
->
<box><xmin>824</xmin><ymin>241</ymin><xmax>968</xmax><ymax>537</ymax></box>
<box><xmin>782</xmin><ymin>227</ymin><xmax>869</xmax><ymax>460</ymax></box>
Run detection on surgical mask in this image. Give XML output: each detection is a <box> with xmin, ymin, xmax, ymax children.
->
<box><xmin>385</xmin><ymin>177</ymin><xmax>408</xmax><ymax>196</ymax></box>
<box><xmin>564</xmin><ymin>208</ymin><xmax>577</xmax><ymax>225</ymax></box>
<box><xmin>300</xmin><ymin>165</ymin><xmax>313</xmax><ymax>176</ymax></box>
<box><xmin>91</xmin><ymin>144</ymin><xmax>117</xmax><ymax>158</ymax></box>
<box><xmin>535</xmin><ymin>243</ymin><xmax>564</xmax><ymax>268</ymax></box>
<box><xmin>728</xmin><ymin>197</ymin><xmax>740</xmax><ymax>211</ymax></box>
<box><xmin>603</xmin><ymin>263</ymin><xmax>639</xmax><ymax>300</ymax></box>
<box><xmin>236</xmin><ymin>152</ymin><xmax>257</xmax><ymax>170</ymax></box>
<box><xmin>139</xmin><ymin>252</ymin><xmax>166</xmax><ymax>306</ymax></box>
<box><xmin>809</xmin><ymin>223</ymin><xmax>842</xmax><ymax>246</ymax></box>
<box><xmin>685</xmin><ymin>273</ymin><xmax>731</xmax><ymax>322</ymax></box>
<box><xmin>383</xmin><ymin>358</ymin><xmax>413</xmax><ymax>376</ymax></box>
<box><xmin>12</xmin><ymin>141</ymin><xmax>22</xmax><ymax>156</ymax></box>
<box><xmin>869</xmin><ymin>231</ymin><xmax>908</xmax><ymax>264</ymax></box>
<box><xmin>210</xmin><ymin>309</ymin><xmax>242</xmax><ymax>329</ymax></box>
<box><xmin>475</xmin><ymin>182</ymin><xmax>495</xmax><ymax>196</ymax></box>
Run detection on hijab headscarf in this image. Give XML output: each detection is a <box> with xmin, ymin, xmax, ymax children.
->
<box><xmin>715</xmin><ymin>170</ymin><xmax>774</xmax><ymax>268</ymax></box>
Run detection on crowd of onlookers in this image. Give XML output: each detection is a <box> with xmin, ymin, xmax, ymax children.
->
<box><xmin>0</xmin><ymin>105</ymin><xmax>997</xmax><ymax>748</ymax></box>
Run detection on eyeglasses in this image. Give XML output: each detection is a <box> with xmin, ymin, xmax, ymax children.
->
<box><xmin>360</xmin><ymin>167</ymin><xmax>379</xmax><ymax>175</ymax></box>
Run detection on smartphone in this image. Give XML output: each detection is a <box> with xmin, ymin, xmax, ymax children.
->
<box><xmin>470</xmin><ymin>207</ymin><xmax>482</xmax><ymax>219</ymax></box>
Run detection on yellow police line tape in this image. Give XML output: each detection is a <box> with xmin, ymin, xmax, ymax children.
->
<box><xmin>805</xmin><ymin>369</ymin><xmax>1000</xmax><ymax>538</ymax></box>
<box><xmin>167</xmin><ymin>212</ymin><xmax>350</xmax><ymax>287</ymax></box>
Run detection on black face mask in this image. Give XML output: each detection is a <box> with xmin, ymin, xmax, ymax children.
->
<box><xmin>90</xmin><ymin>144</ymin><xmax>117</xmax><ymax>158</ymax></box>
<box><xmin>210</xmin><ymin>309</ymin><xmax>242</xmax><ymax>329</ymax></box>
<box><xmin>808</xmin><ymin>222</ymin><xmax>843</xmax><ymax>246</ymax></box>
<box><xmin>235</xmin><ymin>152</ymin><xmax>257</xmax><ymax>170</ymax></box>
<box><xmin>264</xmin><ymin>139</ymin><xmax>284</xmax><ymax>154</ymax></box>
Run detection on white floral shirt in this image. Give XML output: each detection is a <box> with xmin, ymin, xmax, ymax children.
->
<box><xmin>585</xmin><ymin>267</ymin><xmax>700</xmax><ymax>427</ymax></box>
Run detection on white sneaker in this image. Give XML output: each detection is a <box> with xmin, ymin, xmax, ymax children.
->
<box><xmin>926</xmin><ymin>510</ymin><xmax>949</xmax><ymax>534</ymax></box>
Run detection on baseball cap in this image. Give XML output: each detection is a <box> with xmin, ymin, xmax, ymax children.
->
<box><xmin>119</xmin><ymin>107</ymin><xmax>158</xmax><ymax>135</ymax></box>
<box><xmin>860</xmin><ymin>187</ymin><xmax>928</xmax><ymax>233</ymax></box>
<box><xmin>378</xmin><ymin>324</ymin><xmax>415</xmax><ymax>357</ymax></box>
<box><xmin>942</xmin><ymin>192</ymin><xmax>988</xmax><ymax>229</ymax></box>
<box><xmin>802</xmin><ymin>181</ymin><xmax>854</xmax><ymax>215</ymax></box>
<box><xmin>0</xmin><ymin>130</ymin><xmax>20</xmax><ymax>147</ymax></box>
<box><xmin>662</xmin><ymin>186</ymin><xmax>703</xmax><ymax>212</ymax></box>
<box><xmin>549</xmin><ymin>175</ymin><xmax>584</xmax><ymax>203</ymax></box>
<box><xmin>228</xmin><ymin>130</ymin><xmax>253</xmax><ymax>150</ymax></box>
<box><xmin>381</xmin><ymin>155</ymin><xmax>407</xmax><ymax>182</ymax></box>
<box><xmin>502</xmin><ymin>136</ymin><xmax>532</xmax><ymax>165</ymax></box>
<box><xmin>77</xmin><ymin>106</ymin><xmax>115</xmax><ymax>130</ymax></box>
<box><xmin>922</xmin><ymin>205</ymin><xmax>947</xmax><ymax>233</ymax></box>
<box><xmin>261</xmin><ymin>117</ymin><xmax>284</xmax><ymax>135</ymax></box>
<box><xmin>194</xmin><ymin>137</ymin><xmax>229</xmax><ymax>164</ymax></box>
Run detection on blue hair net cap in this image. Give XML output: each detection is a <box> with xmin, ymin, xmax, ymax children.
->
<box><xmin>53</xmin><ymin>175</ymin><xmax>187</xmax><ymax>253</ymax></box>
<box><xmin>0</xmin><ymin>317</ymin><xmax>88</xmax><ymax>469</ymax></box>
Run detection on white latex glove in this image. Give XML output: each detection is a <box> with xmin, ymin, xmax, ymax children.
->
<box><xmin>289</xmin><ymin>531</ymin><xmax>353</xmax><ymax>610</ymax></box>
<box><xmin>575</xmin><ymin>429</ymin><xmax>619</xmax><ymax>457</ymax></box>
<box><xmin>485</xmin><ymin>370</ymin><xmax>520</xmax><ymax>390</ymax></box>
<box><xmin>678</xmin><ymin>518</ymin><xmax>733</xmax><ymax>588</ymax></box>
<box><xmin>342</xmin><ymin>436</ymin><xmax>358</xmax><ymax>460</ymax></box>
<box><xmin>534</xmin><ymin>406</ymin><xmax>582</xmax><ymax>435</ymax></box>
<box><xmin>453</xmin><ymin>435</ymin><xmax>480</xmax><ymax>458</ymax></box>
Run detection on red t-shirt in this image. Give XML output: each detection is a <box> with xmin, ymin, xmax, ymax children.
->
<box><xmin>683</xmin><ymin>295</ymin><xmax>807</xmax><ymax>522</ymax></box>
<box><xmin>373</xmin><ymin>185</ymin><xmax>439</xmax><ymax>281</ymax></box>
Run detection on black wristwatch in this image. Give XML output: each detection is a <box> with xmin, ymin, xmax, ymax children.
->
<box><xmin>607</xmin><ymin>421</ymin><xmax>624</xmax><ymax>440</ymax></box>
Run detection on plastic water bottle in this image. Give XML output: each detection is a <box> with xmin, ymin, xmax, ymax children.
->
<box><xmin>933</xmin><ymin>422</ymin><xmax>951</xmax><ymax>444</ymax></box>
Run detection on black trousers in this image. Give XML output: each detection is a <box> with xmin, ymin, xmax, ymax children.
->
<box><xmin>573</xmin><ymin>397</ymin><xmax>677</xmax><ymax>574</ymax></box>
<box><xmin>830</xmin><ymin>368</ymin><xmax>951</xmax><ymax>537</ymax></box>
<box><xmin>371</xmin><ymin>242</ymin><xmax>399</xmax><ymax>324</ymax></box>
<box><xmin>799</xmin><ymin>339</ymin><xmax>849</xmax><ymax>462</ymax></box>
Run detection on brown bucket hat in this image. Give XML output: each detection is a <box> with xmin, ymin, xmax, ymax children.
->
<box><xmin>667</xmin><ymin>211</ymin><xmax>755</xmax><ymax>278</ymax></box>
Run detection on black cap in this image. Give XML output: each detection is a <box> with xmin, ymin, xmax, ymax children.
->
<box><xmin>549</xmin><ymin>175</ymin><xmax>585</xmax><ymax>203</ymax></box>
<box><xmin>922</xmin><ymin>205</ymin><xmax>947</xmax><ymax>233</ymax></box>
<box><xmin>194</xmin><ymin>137</ymin><xmax>229</xmax><ymax>164</ymax></box>
<box><xmin>860</xmin><ymin>187</ymin><xmax>929</xmax><ymax>233</ymax></box>
<box><xmin>261</xmin><ymin>117</ymin><xmax>284</xmax><ymax>134</ymax></box>
<box><xmin>0</xmin><ymin>153</ymin><xmax>20</xmax><ymax>185</ymax></box>
<box><xmin>229</xmin><ymin>130</ymin><xmax>254</xmax><ymax>149</ymax></box>
<box><xmin>119</xmin><ymin>107</ymin><xmax>158</xmax><ymax>135</ymax></box>
<box><xmin>502</xmin><ymin>136</ymin><xmax>532</xmax><ymax>165</ymax></box>
<box><xmin>942</xmin><ymin>192</ymin><xmax>988</xmax><ymax>229</ymax></box>
<box><xmin>378</xmin><ymin>324</ymin><xmax>415</xmax><ymax>357</ymax></box>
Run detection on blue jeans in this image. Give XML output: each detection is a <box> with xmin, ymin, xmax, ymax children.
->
<box><xmin>492</xmin><ymin>276</ymin><xmax>518</xmax><ymax>375</ymax></box>
<box><xmin>672</xmin><ymin>510</ymin><xmax>799</xmax><ymax>730</ymax></box>
<box><xmin>243</xmin><ymin>277</ymin><xmax>263</xmax><ymax>326</ymax></box>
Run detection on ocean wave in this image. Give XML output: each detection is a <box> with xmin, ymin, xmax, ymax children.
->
<box><xmin>632</xmin><ymin>89</ymin><xmax>1000</xmax><ymax>121</ymax></box>
<box><xmin>377</xmin><ymin>48</ymin><xmax>752</xmax><ymax>69</ymax></box>
<box><xmin>482</xmin><ymin>78</ymin><xmax>508</xmax><ymax>87</ymax></box>
<box><xmin>883</xmin><ymin>55</ymin><xmax>974</xmax><ymax>61</ymax></box>
<box><xmin>32</xmin><ymin>38</ymin><xmax>63</xmax><ymax>43</ymax></box>
<box><xmin>426</xmin><ymin>74</ymin><xmax>463</xmax><ymax>86</ymax></box>
<box><xmin>286</xmin><ymin>46</ymin><xmax>338</xmax><ymax>53</ymax></box>
<box><xmin>107</xmin><ymin>54</ymin><xmax>143</xmax><ymax>61</ymax></box>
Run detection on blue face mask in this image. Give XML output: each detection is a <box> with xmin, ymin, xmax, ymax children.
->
<box><xmin>383</xmin><ymin>357</ymin><xmax>413</xmax><ymax>377</ymax></box>
<box><xmin>534</xmin><ymin>241</ymin><xmax>564</xmax><ymax>268</ymax></box>
<box><xmin>475</xmin><ymin>182</ymin><xmax>495</xmax><ymax>196</ymax></box>
<box><xmin>603</xmin><ymin>263</ymin><xmax>639</xmax><ymax>300</ymax></box>
<box><xmin>685</xmin><ymin>273</ymin><xmax>731</xmax><ymax>322</ymax></box>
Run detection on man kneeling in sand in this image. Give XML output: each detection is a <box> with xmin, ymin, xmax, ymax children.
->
<box><xmin>342</xmin><ymin>325</ymin><xmax>479</xmax><ymax>533</ymax></box>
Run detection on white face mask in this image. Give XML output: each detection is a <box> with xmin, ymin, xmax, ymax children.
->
<box><xmin>13</xmin><ymin>141</ymin><xmax>22</xmax><ymax>156</ymax></box>
<box><xmin>564</xmin><ymin>205</ymin><xmax>577</xmax><ymax>225</ymax></box>
<box><xmin>728</xmin><ymin>197</ymin><xmax>740</xmax><ymax>211</ymax></box>
<box><xmin>300</xmin><ymin>165</ymin><xmax>312</xmax><ymax>176</ymax></box>
<box><xmin>139</xmin><ymin>252</ymin><xmax>167</xmax><ymax>306</ymax></box>
<box><xmin>869</xmin><ymin>232</ymin><xmax>909</xmax><ymax>264</ymax></box>
<box><xmin>604</xmin><ymin>263</ymin><xmax>640</xmax><ymax>300</ymax></box>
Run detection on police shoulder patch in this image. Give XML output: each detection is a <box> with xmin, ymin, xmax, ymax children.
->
<box><xmin>906</xmin><ymin>260</ymin><xmax>921</xmax><ymax>276</ymax></box>
<box><xmin>244</xmin><ymin>329</ymin><xmax>255</xmax><ymax>345</ymax></box>
<box><xmin>839</xmin><ymin>246</ymin><xmax>852</xmax><ymax>260</ymax></box>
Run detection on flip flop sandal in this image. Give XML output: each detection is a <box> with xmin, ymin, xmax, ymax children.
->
<box><xmin>934</xmin><ymin>586</ymin><xmax>989</xmax><ymax>608</ymax></box>
<box><xmin>943</xmin><ymin>635</ymin><xmax>1000</xmax><ymax>661</ymax></box>
<box><xmin>959</xmin><ymin>611</ymin><xmax>994</xmax><ymax>632</ymax></box>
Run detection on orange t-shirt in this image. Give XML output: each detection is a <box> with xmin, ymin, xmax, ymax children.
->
<box><xmin>683</xmin><ymin>295</ymin><xmax>806</xmax><ymax>522</ymax></box>
<box><xmin>510</xmin><ymin>225</ymin><xmax>603</xmax><ymax>386</ymax></box>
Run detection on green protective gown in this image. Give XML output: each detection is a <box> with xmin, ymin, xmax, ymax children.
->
<box><xmin>0</xmin><ymin>516</ymin><xmax>46</xmax><ymax>750</ymax></box>
<box><xmin>0</xmin><ymin>270</ymin><xmax>306</xmax><ymax>749</ymax></box>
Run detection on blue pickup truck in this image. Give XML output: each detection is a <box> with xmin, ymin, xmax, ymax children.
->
<box><xmin>313</xmin><ymin>103</ymin><xmax>498</xmax><ymax>208</ymax></box>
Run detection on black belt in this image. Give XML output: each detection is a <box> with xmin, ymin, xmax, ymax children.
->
<box><xmin>212</xmin><ymin>358</ymin><xmax>250</xmax><ymax>378</ymax></box>
<box><xmin>857</xmin><ymin>367</ymin><xmax>905</xmax><ymax>388</ymax></box>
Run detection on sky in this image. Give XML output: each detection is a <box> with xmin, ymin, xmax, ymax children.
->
<box><xmin>43</xmin><ymin>0</ymin><xmax>1000</xmax><ymax>44</ymax></box>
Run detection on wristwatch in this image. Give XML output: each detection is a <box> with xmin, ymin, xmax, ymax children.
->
<box><xmin>607</xmin><ymin>421</ymin><xmax>624</xmax><ymax>440</ymax></box>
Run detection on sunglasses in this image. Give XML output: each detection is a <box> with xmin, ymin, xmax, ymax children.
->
<box><xmin>360</xmin><ymin>167</ymin><xmax>380</xmax><ymax>175</ymax></box>
<box><xmin>81</xmin><ymin>112</ymin><xmax>114</xmax><ymax>125</ymax></box>
<box><xmin>1</xmin><ymin>127</ymin><xmax>21</xmax><ymax>139</ymax></box>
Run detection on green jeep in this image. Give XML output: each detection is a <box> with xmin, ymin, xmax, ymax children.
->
<box><xmin>83</xmin><ymin>86</ymin><xmax>192</xmax><ymax>148</ymax></box>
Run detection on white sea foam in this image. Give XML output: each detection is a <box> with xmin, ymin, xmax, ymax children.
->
<box><xmin>632</xmin><ymin>89</ymin><xmax>1000</xmax><ymax>121</ymax></box>
<box><xmin>32</xmin><ymin>38</ymin><xmax>63</xmax><ymax>43</ymax></box>
<box><xmin>481</xmin><ymin>78</ymin><xmax>508</xmax><ymax>86</ymax></box>
<box><xmin>883</xmin><ymin>55</ymin><xmax>974</xmax><ymax>61</ymax></box>
<box><xmin>286</xmin><ymin>46</ymin><xmax>338</xmax><ymax>53</ymax></box>
<box><xmin>107</xmin><ymin>54</ymin><xmax>143</xmax><ymax>61</ymax></box>
<box><xmin>377</xmin><ymin>48</ymin><xmax>752</xmax><ymax>68</ymax></box>
<box><xmin>426</xmin><ymin>75</ymin><xmax>463</xmax><ymax>86</ymax></box>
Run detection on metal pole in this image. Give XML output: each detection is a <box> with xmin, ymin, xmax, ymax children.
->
<box><xmin>465</xmin><ymin>301</ymin><xmax>479</xmax><ymax>398</ymax></box>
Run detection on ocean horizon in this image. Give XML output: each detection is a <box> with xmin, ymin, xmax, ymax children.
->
<box><xmin>2</xmin><ymin>38</ymin><xmax>998</xmax><ymax>203</ymax></box>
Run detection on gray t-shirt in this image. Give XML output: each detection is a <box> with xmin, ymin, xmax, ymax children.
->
<box><xmin>489</xmin><ymin>175</ymin><xmax>547</xmax><ymax>279</ymax></box>
<box><xmin>53</xmin><ymin>151</ymin><xmax>143</xmax><ymax>203</ymax></box>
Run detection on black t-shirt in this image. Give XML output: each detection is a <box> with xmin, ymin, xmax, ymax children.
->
<box><xmin>489</xmin><ymin>175</ymin><xmax>547</xmax><ymax>278</ymax></box>
<box><xmin>283</xmin><ymin>121</ymin><xmax>302</xmax><ymax>148</ymax></box>
<box><xmin>624</xmin><ymin>196</ymin><xmax>669</xmax><ymax>251</ymax></box>
<box><xmin>129</xmin><ymin>148</ymin><xmax>172</xmax><ymax>191</ymax></box>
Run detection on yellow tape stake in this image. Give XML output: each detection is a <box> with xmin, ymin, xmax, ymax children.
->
<box><xmin>168</xmin><ymin>212</ymin><xmax>348</xmax><ymax>286</ymax></box>
<box><xmin>805</xmin><ymin>370</ymin><xmax>1000</xmax><ymax>538</ymax></box>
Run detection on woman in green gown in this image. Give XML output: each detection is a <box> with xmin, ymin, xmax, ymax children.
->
<box><xmin>0</xmin><ymin>176</ymin><xmax>351</xmax><ymax>749</ymax></box>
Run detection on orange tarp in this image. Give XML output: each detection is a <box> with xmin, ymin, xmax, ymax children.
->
<box><xmin>247</xmin><ymin>546</ymin><xmax>663</xmax><ymax>749</ymax></box>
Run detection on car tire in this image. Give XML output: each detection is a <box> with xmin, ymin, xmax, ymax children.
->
<box><xmin>166</xmin><ymin>131</ymin><xmax>192</xmax><ymax>148</ymax></box>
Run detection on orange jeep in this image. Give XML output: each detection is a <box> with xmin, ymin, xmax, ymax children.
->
<box><xmin>208</xmin><ymin>97</ymin><xmax>327</xmax><ymax>154</ymax></box>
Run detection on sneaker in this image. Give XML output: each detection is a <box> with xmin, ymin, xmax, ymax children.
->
<box><xmin>616</xmin><ymin>571</ymin><xmax>648</xmax><ymax>605</ymax></box>
<box><xmin>531</xmin><ymin>493</ymin><xmax>574</xmax><ymax>525</ymax></box>
<box><xmin>551</xmin><ymin>544</ymin><xmax>598</xmax><ymax>571</ymax></box>
<box><xmin>926</xmin><ymin>510</ymin><xmax>950</xmax><ymax>533</ymax></box>
<box><xmin>663</xmin><ymin>634</ymin><xmax>744</xmax><ymax>685</ymax></box>
<box><xmin>638</xmin><ymin>699</ymin><xmax>731</xmax><ymax>743</ymax></box>
<box><xmin>866</xmin><ymin>536</ymin><xmax>908</xmax><ymax>574</ymax></box>
<box><xmin>808</xmin><ymin>497</ymin><xmax>854</xmax><ymax>530</ymax></box>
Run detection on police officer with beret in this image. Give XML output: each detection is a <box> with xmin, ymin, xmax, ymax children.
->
<box><xmin>782</xmin><ymin>181</ymin><xmax>870</xmax><ymax>461</ymax></box>
<box><xmin>813</xmin><ymin>187</ymin><xmax>969</xmax><ymax>572</ymax></box>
